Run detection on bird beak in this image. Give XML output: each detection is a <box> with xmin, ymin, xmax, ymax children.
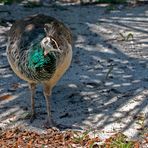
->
<box><xmin>44</xmin><ymin>48</ymin><xmax>50</xmax><ymax>56</ymax></box>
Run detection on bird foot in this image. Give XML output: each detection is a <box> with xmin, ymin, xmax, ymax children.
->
<box><xmin>21</xmin><ymin>112</ymin><xmax>36</xmax><ymax>122</ymax></box>
<box><xmin>29</xmin><ymin>113</ymin><xmax>36</xmax><ymax>123</ymax></box>
<box><xmin>56</xmin><ymin>123</ymin><xmax>73</xmax><ymax>130</ymax></box>
<box><xmin>43</xmin><ymin>119</ymin><xmax>72</xmax><ymax>130</ymax></box>
<box><xmin>43</xmin><ymin>118</ymin><xmax>57</xmax><ymax>129</ymax></box>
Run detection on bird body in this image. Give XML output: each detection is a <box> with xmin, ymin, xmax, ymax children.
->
<box><xmin>6</xmin><ymin>14</ymin><xmax>72</xmax><ymax>127</ymax></box>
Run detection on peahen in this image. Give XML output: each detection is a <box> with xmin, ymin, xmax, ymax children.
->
<box><xmin>6</xmin><ymin>14</ymin><xmax>72</xmax><ymax>128</ymax></box>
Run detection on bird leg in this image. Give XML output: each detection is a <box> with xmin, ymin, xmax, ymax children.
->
<box><xmin>43</xmin><ymin>84</ymin><xmax>55</xmax><ymax>128</ymax></box>
<box><xmin>29</xmin><ymin>83</ymin><xmax>36</xmax><ymax>122</ymax></box>
<box><xmin>43</xmin><ymin>84</ymin><xmax>71</xmax><ymax>129</ymax></box>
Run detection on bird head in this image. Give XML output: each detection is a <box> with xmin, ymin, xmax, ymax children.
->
<box><xmin>41</xmin><ymin>36</ymin><xmax>62</xmax><ymax>56</ymax></box>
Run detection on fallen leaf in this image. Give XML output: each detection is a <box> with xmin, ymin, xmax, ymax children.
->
<box><xmin>0</xmin><ymin>94</ymin><xmax>13</xmax><ymax>101</ymax></box>
<box><xmin>5</xmin><ymin>131</ymin><xmax>14</xmax><ymax>139</ymax></box>
<box><xmin>144</xmin><ymin>137</ymin><xmax>148</xmax><ymax>143</ymax></box>
<box><xmin>27</xmin><ymin>139</ymin><xmax>34</xmax><ymax>148</ymax></box>
<box><xmin>134</xmin><ymin>141</ymin><xmax>140</xmax><ymax>148</ymax></box>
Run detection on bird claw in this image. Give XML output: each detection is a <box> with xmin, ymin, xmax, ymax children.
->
<box><xmin>43</xmin><ymin>119</ymin><xmax>57</xmax><ymax>129</ymax></box>
<box><xmin>56</xmin><ymin>124</ymin><xmax>72</xmax><ymax>130</ymax></box>
<box><xmin>43</xmin><ymin>119</ymin><xmax>72</xmax><ymax>130</ymax></box>
<box><xmin>29</xmin><ymin>114</ymin><xmax>36</xmax><ymax>123</ymax></box>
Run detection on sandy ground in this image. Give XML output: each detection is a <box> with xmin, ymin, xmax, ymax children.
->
<box><xmin>0</xmin><ymin>3</ymin><xmax>148</xmax><ymax>140</ymax></box>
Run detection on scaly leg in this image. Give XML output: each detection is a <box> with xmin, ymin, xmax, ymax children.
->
<box><xmin>43</xmin><ymin>84</ymin><xmax>72</xmax><ymax>129</ymax></box>
<box><xmin>43</xmin><ymin>84</ymin><xmax>55</xmax><ymax>128</ymax></box>
<box><xmin>29</xmin><ymin>83</ymin><xmax>36</xmax><ymax>122</ymax></box>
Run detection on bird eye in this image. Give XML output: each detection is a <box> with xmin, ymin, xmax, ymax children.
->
<box><xmin>50</xmin><ymin>38</ymin><xmax>59</xmax><ymax>49</ymax></box>
<box><xmin>44</xmin><ymin>40</ymin><xmax>48</xmax><ymax>45</ymax></box>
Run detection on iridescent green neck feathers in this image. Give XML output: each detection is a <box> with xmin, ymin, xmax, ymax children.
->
<box><xmin>28</xmin><ymin>43</ymin><xmax>56</xmax><ymax>74</ymax></box>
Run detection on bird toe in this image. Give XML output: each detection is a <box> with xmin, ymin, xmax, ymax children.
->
<box><xmin>43</xmin><ymin>118</ymin><xmax>57</xmax><ymax>129</ymax></box>
<box><xmin>29</xmin><ymin>113</ymin><xmax>37</xmax><ymax>123</ymax></box>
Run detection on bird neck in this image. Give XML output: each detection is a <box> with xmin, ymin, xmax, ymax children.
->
<box><xmin>28</xmin><ymin>43</ymin><xmax>56</xmax><ymax>71</ymax></box>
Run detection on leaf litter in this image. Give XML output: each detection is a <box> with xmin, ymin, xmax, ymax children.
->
<box><xmin>0</xmin><ymin>127</ymin><xmax>147</xmax><ymax>147</ymax></box>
